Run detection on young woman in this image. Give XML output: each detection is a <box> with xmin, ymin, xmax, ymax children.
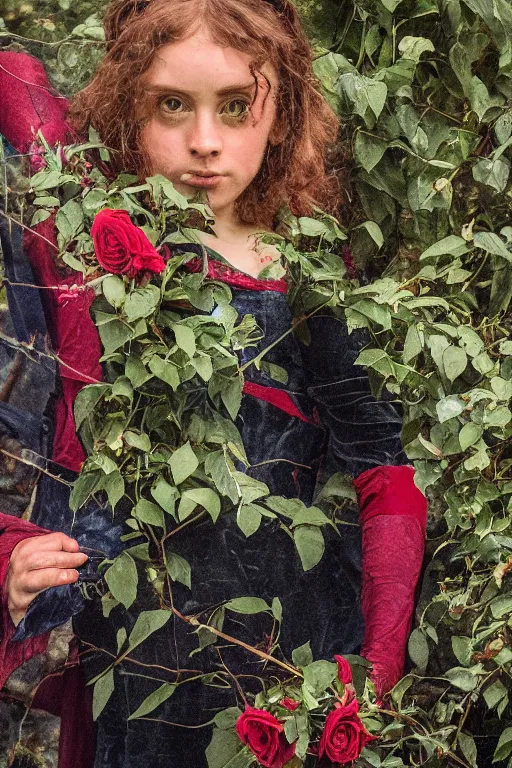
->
<box><xmin>0</xmin><ymin>1</ymin><xmax>427</xmax><ymax>766</ymax></box>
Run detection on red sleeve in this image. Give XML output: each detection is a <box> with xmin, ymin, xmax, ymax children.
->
<box><xmin>0</xmin><ymin>51</ymin><xmax>103</xmax><ymax>472</ymax></box>
<box><xmin>0</xmin><ymin>513</ymin><xmax>51</xmax><ymax>688</ymax></box>
<box><xmin>353</xmin><ymin>466</ymin><xmax>427</xmax><ymax>699</ymax></box>
<box><xmin>0</xmin><ymin>51</ymin><xmax>72</xmax><ymax>153</ymax></box>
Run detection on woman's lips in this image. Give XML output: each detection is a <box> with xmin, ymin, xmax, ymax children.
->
<box><xmin>180</xmin><ymin>172</ymin><xmax>223</xmax><ymax>189</ymax></box>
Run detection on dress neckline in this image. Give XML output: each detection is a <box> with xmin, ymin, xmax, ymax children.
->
<box><xmin>203</xmin><ymin>244</ymin><xmax>283</xmax><ymax>282</ymax></box>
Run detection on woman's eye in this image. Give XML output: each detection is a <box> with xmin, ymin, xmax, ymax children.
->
<box><xmin>223</xmin><ymin>99</ymin><xmax>249</xmax><ymax>119</ymax></box>
<box><xmin>161</xmin><ymin>97</ymin><xmax>184</xmax><ymax>113</ymax></box>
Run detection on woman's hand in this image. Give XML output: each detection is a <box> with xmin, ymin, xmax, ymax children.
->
<box><xmin>5</xmin><ymin>533</ymin><xmax>88</xmax><ymax>627</ymax></box>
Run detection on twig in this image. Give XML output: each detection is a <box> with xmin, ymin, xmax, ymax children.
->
<box><xmin>0</xmin><ymin>447</ymin><xmax>72</xmax><ymax>486</ymax></box>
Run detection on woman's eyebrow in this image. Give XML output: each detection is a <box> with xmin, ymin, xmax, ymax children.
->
<box><xmin>145</xmin><ymin>82</ymin><xmax>257</xmax><ymax>97</ymax></box>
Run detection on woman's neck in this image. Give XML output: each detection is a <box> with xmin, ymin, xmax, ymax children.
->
<box><xmin>198</xmin><ymin>217</ymin><xmax>279</xmax><ymax>279</ymax></box>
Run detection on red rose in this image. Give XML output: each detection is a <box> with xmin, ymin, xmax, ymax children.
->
<box><xmin>334</xmin><ymin>654</ymin><xmax>353</xmax><ymax>685</ymax></box>
<box><xmin>280</xmin><ymin>698</ymin><xmax>300</xmax><ymax>712</ymax></box>
<box><xmin>319</xmin><ymin>699</ymin><xmax>375</xmax><ymax>764</ymax></box>
<box><xmin>235</xmin><ymin>707</ymin><xmax>296</xmax><ymax>768</ymax></box>
<box><xmin>91</xmin><ymin>208</ymin><xmax>166</xmax><ymax>276</ymax></box>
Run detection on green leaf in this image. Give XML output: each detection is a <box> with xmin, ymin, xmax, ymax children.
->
<box><xmin>55</xmin><ymin>199</ymin><xmax>84</xmax><ymax>244</ymax></box>
<box><xmin>355</xmin><ymin>221</ymin><xmax>384</xmax><ymax>249</ymax></box>
<box><xmin>104</xmin><ymin>552</ymin><xmax>138</xmax><ymax>609</ymax></box>
<box><xmin>420</xmin><ymin>236</ymin><xmax>469</xmax><ymax>261</ymax></box>
<box><xmin>173</xmin><ymin>323</ymin><xmax>197</xmax><ymax>357</ymax></box>
<box><xmin>403</xmin><ymin>325</ymin><xmax>422</xmax><ymax>364</ymax></box>
<box><xmin>127</xmin><ymin>610</ymin><xmax>171</xmax><ymax>652</ymax></box>
<box><xmin>220</xmin><ymin>377</ymin><xmax>243</xmax><ymax>421</ymax></box>
<box><xmin>436</xmin><ymin>395</ymin><xmax>465</xmax><ymax>423</ymax></box>
<box><xmin>206</xmin><ymin>729</ymin><xmax>245</xmax><ymax>768</ymax></box>
<box><xmin>490</xmin><ymin>594</ymin><xmax>512</xmax><ymax>618</ymax></box>
<box><xmin>292</xmin><ymin>641</ymin><xmax>313</xmax><ymax>669</ymax></box>
<box><xmin>204</xmin><ymin>451</ymin><xmax>239</xmax><ymax>503</ymax></box>
<box><xmin>484</xmin><ymin>679</ymin><xmax>508</xmax><ymax>711</ymax></box>
<box><xmin>303</xmin><ymin>660</ymin><xmax>337</xmax><ymax>696</ymax></box>
<box><xmin>237</xmin><ymin>504</ymin><xmax>262</xmax><ymax>537</ymax></box>
<box><xmin>398</xmin><ymin>36</ymin><xmax>435</xmax><ymax>62</ymax></box>
<box><xmin>128</xmin><ymin>683</ymin><xmax>176</xmax><ymax>720</ymax></box>
<box><xmin>126</xmin><ymin>357</ymin><xmax>151</xmax><ymax>388</ymax></box>
<box><xmin>166</xmin><ymin>552</ymin><xmax>191</xmax><ymax>589</ymax></box>
<box><xmin>408</xmin><ymin>628</ymin><xmax>429</xmax><ymax>674</ymax></box>
<box><xmin>98</xmin><ymin>319</ymin><xmax>133</xmax><ymax>355</ymax></box>
<box><xmin>291</xmin><ymin>506</ymin><xmax>332</xmax><ymax>528</ymax></box>
<box><xmin>169</xmin><ymin>442</ymin><xmax>199</xmax><ymax>486</ymax></box>
<box><xmin>74</xmin><ymin>384</ymin><xmax>110</xmax><ymax>431</ymax></box>
<box><xmin>445</xmin><ymin>667</ymin><xmax>478</xmax><ymax>691</ymax></box>
<box><xmin>92</xmin><ymin>667</ymin><xmax>115</xmax><ymax>721</ymax></box>
<box><xmin>473</xmin><ymin>157</ymin><xmax>510</xmax><ymax>194</ymax></box>
<box><xmin>116</xmin><ymin>627</ymin><xmax>127</xmax><ymax>653</ymax></box>
<box><xmin>338</xmin><ymin>72</ymin><xmax>388</xmax><ymax>126</ymax></box>
<box><xmin>103</xmin><ymin>470</ymin><xmax>125</xmax><ymax>510</ymax></box>
<box><xmin>133</xmin><ymin>499</ymin><xmax>165</xmax><ymax>528</ymax></box>
<box><xmin>459</xmin><ymin>732</ymin><xmax>477</xmax><ymax>768</ymax></box>
<box><xmin>474</xmin><ymin>232</ymin><xmax>512</xmax><ymax>260</ymax></box>
<box><xmin>151</xmin><ymin>479</ymin><xmax>179</xmax><ymax>516</ymax></box>
<box><xmin>102</xmin><ymin>275</ymin><xmax>126</xmax><ymax>308</ymax></box>
<box><xmin>493</xmin><ymin>727</ymin><xmax>512</xmax><ymax>762</ymax></box>
<box><xmin>443</xmin><ymin>346</ymin><xmax>468</xmax><ymax>382</ymax></box>
<box><xmin>124</xmin><ymin>285</ymin><xmax>161</xmax><ymax>322</ymax></box>
<box><xmin>179</xmin><ymin>487</ymin><xmax>221</xmax><ymax>521</ymax></box>
<box><xmin>149</xmin><ymin>356</ymin><xmax>180</xmax><ymax>390</ymax></box>
<box><xmin>452</xmin><ymin>636</ymin><xmax>473</xmax><ymax>667</ymax></box>
<box><xmin>192</xmin><ymin>355</ymin><xmax>214</xmax><ymax>382</ymax></box>
<box><xmin>214</xmin><ymin>708</ymin><xmax>243</xmax><ymax>730</ymax></box>
<box><xmin>224</xmin><ymin>597</ymin><xmax>270</xmax><ymax>614</ymax></box>
<box><xmin>354</xmin><ymin>132</ymin><xmax>387</xmax><ymax>173</ymax></box>
<box><xmin>391</xmin><ymin>675</ymin><xmax>414</xmax><ymax>710</ymax></box>
<box><xmin>459</xmin><ymin>423</ymin><xmax>483</xmax><ymax>451</ymax></box>
<box><xmin>124</xmin><ymin>431</ymin><xmax>151</xmax><ymax>452</ymax></box>
<box><xmin>293</xmin><ymin>525</ymin><xmax>325</xmax><ymax>571</ymax></box>
<box><xmin>491</xmin><ymin>376</ymin><xmax>512</xmax><ymax>400</ymax></box>
<box><xmin>271</xmin><ymin>597</ymin><xmax>283</xmax><ymax>622</ymax></box>
<box><xmin>31</xmin><ymin>209</ymin><xmax>52</xmax><ymax>227</ymax></box>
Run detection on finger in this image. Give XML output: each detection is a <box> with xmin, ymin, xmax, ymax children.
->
<box><xmin>25</xmin><ymin>551</ymin><xmax>89</xmax><ymax>571</ymax></box>
<box><xmin>38</xmin><ymin>532</ymin><xmax>82</xmax><ymax>553</ymax></box>
<box><xmin>22</xmin><ymin>567</ymin><xmax>81</xmax><ymax>594</ymax></box>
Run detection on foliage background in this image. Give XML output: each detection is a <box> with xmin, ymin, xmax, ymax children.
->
<box><xmin>1</xmin><ymin>0</ymin><xmax>512</xmax><ymax>766</ymax></box>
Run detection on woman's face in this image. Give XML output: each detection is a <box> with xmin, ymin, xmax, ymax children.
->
<box><xmin>139</xmin><ymin>29</ymin><xmax>278</xmax><ymax>224</ymax></box>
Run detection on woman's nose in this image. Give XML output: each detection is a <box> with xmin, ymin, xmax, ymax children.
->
<box><xmin>188</xmin><ymin>112</ymin><xmax>222</xmax><ymax>157</ymax></box>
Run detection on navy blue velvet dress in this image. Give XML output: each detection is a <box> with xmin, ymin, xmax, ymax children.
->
<box><xmin>19</xmin><ymin>252</ymin><xmax>407</xmax><ymax>768</ymax></box>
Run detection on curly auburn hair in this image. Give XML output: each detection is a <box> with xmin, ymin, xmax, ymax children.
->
<box><xmin>69</xmin><ymin>0</ymin><xmax>340</xmax><ymax>227</ymax></box>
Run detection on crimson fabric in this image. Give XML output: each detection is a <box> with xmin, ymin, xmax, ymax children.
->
<box><xmin>186</xmin><ymin>256</ymin><xmax>288</xmax><ymax>293</ymax></box>
<box><xmin>354</xmin><ymin>465</ymin><xmax>427</xmax><ymax>698</ymax></box>
<box><xmin>354</xmin><ymin>465</ymin><xmax>427</xmax><ymax>530</ymax></box>
<box><xmin>0</xmin><ymin>51</ymin><xmax>100</xmax><ymax>471</ymax></box>
<box><xmin>0</xmin><ymin>513</ymin><xmax>51</xmax><ymax>688</ymax></box>
<box><xmin>24</xmin><ymin>218</ymin><xmax>102</xmax><ymax>471</ymax></box>
<box><xmin>0</xmin><ymin>52</ymin><xmax>72</xmax><ymax>153</ymax></box>
<box><xmin>243</xmin><ymin>381</ymin><xmax>315</xmax><ymax>424</ymax></box>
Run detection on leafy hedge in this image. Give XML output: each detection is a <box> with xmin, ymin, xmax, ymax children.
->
<box><xmin>1</xmin><ymin>0</ymin><xmax>512</xmax><ymax>766</ymax></box>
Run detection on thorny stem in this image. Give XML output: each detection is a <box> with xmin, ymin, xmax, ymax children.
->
<box><xmin>161</xmin><ymin>511</ymin><xmax>206</xmax><ymax>544</ymax></box>
<box><xmin>0</xmin><ymin>447</ymin><xmax>72</xmax><ymax>486</ymax></box>
<box><xmin>0</xmin><ymin>328</ymin><xmax>101</xmax><ymax>384</ymax></box>
<box><xmin>168</xmin><ymin>602</ymin><xmax>302</xmax><ymax>680</ymax></box>
<box><xmin>0</xmin><ymin>209</ymin><xmax>59</xmax><ymax>252</ymax></box>
<box><xmin>80</xmin><ymin>640</ymin><xmax>201</xmax><ymax>676</ymax></box>
<box><xmin>0</xmin><ymin>32</ymin><xmax>105</xmax><ymax>48</ymax></box>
